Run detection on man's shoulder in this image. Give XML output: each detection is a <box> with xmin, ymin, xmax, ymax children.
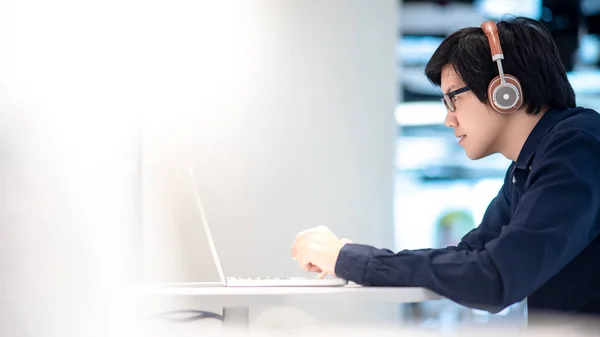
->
<box><xmin>534</xmin><ymin>107</ymin><xmax>600</xmax><ymax>166</ymax></box>
<box><xmin>551</xmin><ymin>107</ymin><xmax>600</xmax><ymax>142</ymax></box>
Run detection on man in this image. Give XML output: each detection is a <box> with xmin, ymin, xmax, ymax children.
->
<box><xmin>291</xmin><ymin>16</ymin><xmax>600</xmax><ymax>317</ymax></box>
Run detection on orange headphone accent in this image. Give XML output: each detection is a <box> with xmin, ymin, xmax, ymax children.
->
<box><xmin>481</xmin><ymin>21</ymin><xmax>523</xmax><ymax>114</ymax></box>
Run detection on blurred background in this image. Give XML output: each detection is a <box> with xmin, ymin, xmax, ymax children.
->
<box><xmin>1</xmin><ymin>0</ymin><xmax>599</xmax><ymax>336</ymax></box>
<box><xmin>393</xmin><ymin>0</ymin><xmax>600</xmax><ymax>329</ymax></box>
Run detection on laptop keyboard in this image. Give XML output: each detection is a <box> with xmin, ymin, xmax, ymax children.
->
<box><xmin>229</xmin><ymin>277</ymin><xmax>292</xmax><ymax>280</ymax></box>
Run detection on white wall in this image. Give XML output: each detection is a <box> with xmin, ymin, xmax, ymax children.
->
<box><xmin>142</xmin><ymin>0</ymin><xmax>398</xmax><ymax>282</ymax></box>
<box><xmin>141</xmin><ymin>0</ymin><xmax>400</xmax><ymax>329</ymax></box>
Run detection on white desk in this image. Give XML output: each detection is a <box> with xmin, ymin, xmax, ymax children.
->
<box><xmin>142</xmin><ymin>284</ymin><xmax>441</xmax><ymax>329</ymax></box>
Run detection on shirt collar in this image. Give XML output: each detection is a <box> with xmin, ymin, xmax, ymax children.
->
<box><xmin>514</xmin><ymin>107</ymin><xmax>577</xmax><ymax>169</ymax></box>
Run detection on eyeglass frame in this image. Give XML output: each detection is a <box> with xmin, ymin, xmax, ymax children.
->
<box><xmin>441</xmin><ymin>86</ymin><xmax>471</xmax><ymax>112</ymax></box>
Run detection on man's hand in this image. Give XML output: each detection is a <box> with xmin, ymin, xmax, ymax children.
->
<box><xmin>291</xmin><ymin>226</ymin><xmax>352</xmax><ymax>278</ymax></box>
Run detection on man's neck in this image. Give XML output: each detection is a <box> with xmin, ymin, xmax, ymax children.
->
<box><xmin>500</xmin><ymin>109</ymin><xmax>547</xmax><ymax>162</ymax></box>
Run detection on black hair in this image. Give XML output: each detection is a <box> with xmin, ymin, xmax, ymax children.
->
<box><xmin>424</xmin><ymin>16</ymin><xmax>576</xmax><ymax>115</ymax></box>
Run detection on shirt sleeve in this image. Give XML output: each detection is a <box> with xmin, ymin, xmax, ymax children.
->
<box><xmin>334</xmin><ymin>131</ymin><xmax>600</xmax><ymax>313</ymax></box>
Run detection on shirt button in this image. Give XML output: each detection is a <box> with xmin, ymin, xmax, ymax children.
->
<box><xmin>512</xmin><ymin>176</ymin><xmax>516</xmax><ymax>184</ymax></box>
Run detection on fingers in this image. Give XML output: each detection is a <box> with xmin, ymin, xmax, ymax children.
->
<box><xmin>292</xmin><ymin>226</ymin><xmax>324</xmax><ymax>258</ymax></box>
<box><xmin>303</xmin><ymin>263</ymin><xmax>322</xmax><ymax>274</ymax></box>
<box><xmin>292</xmin><ymin>226</ymin><xmax>333</xmax><ymax>258</ymax></box>
<box><xmin>296</xmin><ymin>242</ymin><xmax>315</xmax><ymax>270</ymax></box>
<box><xmin>292</xmin><ymin>227</ymin><xmax>313</xmax><ymax>258</ymax></box>
<box><xmin>293</xmin><ymin>226</ymin><xmax>337</xmax><ymax>276</ymax></box>
<box><xmin>307</xmin><ymin>263</ymin><xmax>327</xmax><ymax>278</ymax></box>
<box><xmin>307</xmin><ymin>264</ymin><xmax>322</xmax><ymax>273</ymax></box>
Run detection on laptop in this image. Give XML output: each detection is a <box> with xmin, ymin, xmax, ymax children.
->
<box><xmin>187</xmin><ymin>168</ymin><xmax>347</xmax><ymax>287</ymax></box>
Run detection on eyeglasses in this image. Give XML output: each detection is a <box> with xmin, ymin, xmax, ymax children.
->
<box><xmin>441</xmin><ymin>86</ymin><xmax>470</xmax><ymax>112</ymax></box>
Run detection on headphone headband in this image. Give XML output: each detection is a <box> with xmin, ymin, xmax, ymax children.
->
<box><xmin>481</xmin><ymin>21</ymin><xmax>504</xmax><ymax>61</ymax></box>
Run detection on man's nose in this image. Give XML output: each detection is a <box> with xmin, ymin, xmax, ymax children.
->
<box><xmin>444</xmin><ymin>111</ymin><xmax>458</xmax><ymax>128</ymax></box>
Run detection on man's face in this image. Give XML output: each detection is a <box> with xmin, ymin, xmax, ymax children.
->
<box><xmin>441</xmin><ymin>65</ymin><xmax>508</xmax><ymax>160</ymax></box>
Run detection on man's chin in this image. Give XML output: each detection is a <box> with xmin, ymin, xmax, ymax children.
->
<box><xmin>464</xmin><ymin>149</ymin><xmax>488</xmax><ymax>160</ymax></box>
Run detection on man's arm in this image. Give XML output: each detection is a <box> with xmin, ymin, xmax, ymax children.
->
<box><xmin>335</xmin><ymin>131</ymin><xmax>600</xmax><ymax>313</ymax></box>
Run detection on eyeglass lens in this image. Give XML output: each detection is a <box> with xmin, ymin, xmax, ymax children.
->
<box><xmin>442</xmin><ymin>96</ymin><xmax>454</xmax><ymax>112</ymax></box>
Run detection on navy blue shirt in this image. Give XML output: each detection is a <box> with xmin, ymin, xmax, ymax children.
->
<box><xmin>335</xmin><ymin>106</ymin><xmax>600</xmax><ymax>316</ymax></box>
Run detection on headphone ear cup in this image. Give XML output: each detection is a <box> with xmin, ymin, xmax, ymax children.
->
<box><xmin>487</xmin><ymin>74</ymin><xmax>523</xmax><ymax>114</ymax></box>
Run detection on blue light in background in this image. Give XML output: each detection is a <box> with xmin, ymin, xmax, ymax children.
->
<box><xmin>475</xmin><ymin>0</ymin><xmax>542</xmax><ymax>20</ymax></box>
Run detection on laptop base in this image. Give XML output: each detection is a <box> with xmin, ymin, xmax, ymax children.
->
<box><xmin>225</xmin><ymin>277</ymin><xmax>347</xmax><ymax>287</ymax></box>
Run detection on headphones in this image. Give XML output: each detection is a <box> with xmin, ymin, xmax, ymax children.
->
<box><xmin>481</xmin><ymin>20</ymin><xmax>523</xmax><ymax>114</ymax></box>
